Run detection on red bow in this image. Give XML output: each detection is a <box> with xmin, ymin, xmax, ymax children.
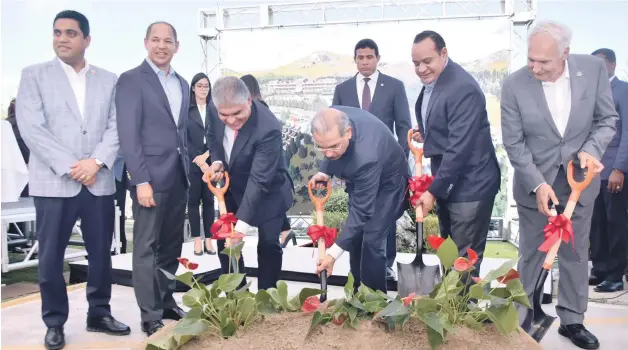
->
<box><xmin>408</xmin><ymin>175</ymin><xmax>433</xmax><ymax>206</ymax></box>
<box><xmin>307</xmin><ymin>225</ymin><xmax>337</xmax><ymax>249</ymax></box>
<box><xmin>210</xmin><ymin>213</ymin><xmax>238</xmax><ymax>236</ymax></box>
<box><xmin>538</xmin><ymin>214</ymin><xmax>574</xmax><ymax>252</ymax></box>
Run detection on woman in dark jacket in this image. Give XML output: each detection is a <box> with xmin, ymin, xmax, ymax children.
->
<box><xmin>188</xmin><ymin>73</ymin><xmax>216</xmax><ymax>255</ymax></box>
<box><xmin>240</xmin><ymin>74</ymin><xmax>296</xmax><ymax>248</ymax></box>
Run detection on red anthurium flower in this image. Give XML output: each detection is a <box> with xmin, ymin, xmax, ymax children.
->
<box><xmin>210</xmin><ymin>213</ymin><xmax>238</xmax><ymax>236</ymax></box>
<box><xmin>401</xmin><ymin>292</ymin><xmax>417</xmax><ymax>306</ymax></box>
<box><xmin>496</xmin><ymin>269</ymin><xmax>520</xmax><ymax>284</ymax></box>
<box><xmin>301</xmin><ymin>295</ymin><xmax>321</xmax><ymax>312</ymax></box>
<box><xmin>427</xmin><ymin>236</ymin><xmax>445</xmax><ymax>251</ymax></box>
<box><xmin>177</xmin><ymin>257</ymin><xmax>189</xmax><ymax>267</ymax></box>
<box><xmin>332</xmin><ymin>313</ymin><xmax>346</xmax><ymax>325</ymax></box>
<box><xmin>177</xmin><ymin>257</ymin><xmax>199</xmax><ymax>270</ymax></box>
<box><xmin>453</xmin><ymin>248</ymin><xmax>479</xmax><ymax>272</ymax></box>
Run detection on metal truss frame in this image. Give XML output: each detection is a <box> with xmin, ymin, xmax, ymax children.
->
<box><xmin>197</xmin><ymin>0</ymin><xmax>537</xmax><ymax>78</ymax></box>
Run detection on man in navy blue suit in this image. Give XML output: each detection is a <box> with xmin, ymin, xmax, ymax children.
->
<box><xmin>410</xmin><ymin>30</ymin><xmax>500</xmax><ymax>279</ymax></box>
<box><xmin>588</xmin><ymin>48</ymin><xmax>628</xmax><ymax>292</ymax></box>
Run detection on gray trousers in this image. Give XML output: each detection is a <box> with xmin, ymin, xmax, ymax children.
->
<box><xmin>517</xmin><ymin>168</ymin><xmax>593</xmax><ymax>325</ymax></box>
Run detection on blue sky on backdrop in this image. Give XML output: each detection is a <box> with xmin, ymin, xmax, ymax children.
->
<box><xmin>1</xmin><ymin>0</ymin><xmax>627</xmax><ymax>109</ymax></box>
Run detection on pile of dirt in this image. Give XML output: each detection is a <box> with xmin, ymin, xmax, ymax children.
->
<box><xmin>144</xmin><ymin>312</ymin><xmax>541</xmax><ymax>350</ymax></box>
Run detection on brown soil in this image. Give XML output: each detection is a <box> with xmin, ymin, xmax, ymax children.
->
<box><xmin>143</xmin><ymin>312</ymin><xmax>541</xmax><ymax>350</ymax></box>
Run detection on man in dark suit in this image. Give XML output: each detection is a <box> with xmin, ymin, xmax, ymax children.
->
<box><xmin>589</xmin><ymin>48</ymin><xmax>628</xmax><ymax>293</ymax></box>
<box><xmin>204</xmin><ymin>76</ymin><xmax>294</xmax><ymax>290</ymax></box>
<box><xmin>332</xmin><ymin>39</ymin><xmax>412</xmax><ymax>279</ymax></box>
<box><xmin>115</xmin><ymin>21</ymin><xmax>190</xmax><ymax>336</ymax></box>
<box><xmin>410</xmin><ymin>31</ymin><xmax>500</xmax><ymax>279</ymax></box>
<box><xmin>312</xmin><ymin>106</ymin><xmax>410</xmax><ymax>293</ymax></box>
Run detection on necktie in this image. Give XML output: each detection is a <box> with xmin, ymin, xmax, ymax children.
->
<box><xmin>362</xmin><ymin>77</ymin><xmax>371</xmax><ymax>111</ymax></box>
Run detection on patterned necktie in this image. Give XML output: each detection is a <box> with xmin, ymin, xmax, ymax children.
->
<box><xmin>362</xmin><ymin>77</ymin><xmax>371</xmax><ymax>111</ymax></box>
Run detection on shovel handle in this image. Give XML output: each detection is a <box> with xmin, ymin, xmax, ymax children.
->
<box><xmin>308</xmin><ymin>180</ymin><xmax>332</xmax><ymax>213</ymax></box>
<box><xmin>408</xmin><ymin>129</ymin><xmax>424</xmax><ymax>173</ymax></box>
<box><xmin>308</xmin><ymin>180</ymin><xmax>331</xmax><ymax>301</ymax></box>
<box><xmin>541</xmin><ymin>160</ymin><xmax>596</xmax><ymax>269</ymax></box>
<box><xmin>206</xmin><ymin>171</ymin><xmax>234</xmax><ymax>246</ymax></box>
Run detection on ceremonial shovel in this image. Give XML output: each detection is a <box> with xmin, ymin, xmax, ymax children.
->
<box><xmin>206</xmin><ymin>171</ymin><xmax>240</xmax><ymax>270</ymax></box>
<box><xmin>397</xmin><ymin>130</ymin><xmax>442</xmax><ymax>297</ymax></box>
<box><xmin>308</xmin><ymin>180</ymin><xmax>332</xmax><ymax>303</ymax></box>
<box><xmin>521</xmin><ymin>161</ymin><xmax>595</xmax><ymax>342</ymax></box>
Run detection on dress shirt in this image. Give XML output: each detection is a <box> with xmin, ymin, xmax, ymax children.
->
<box><xmin>420</xmin><ymin>58</ymin><xmax>448</xmax><ymax>132</ymax></box>
<box><xmin>610</xmin><ymin>75</ymin><xmax>616</xmax><ymax>83</ymax></box>
<box><xmin>355</xmin><ymin>70</ymin><xmax>379</xmax><ymax>108</ymax></box>
<box><xmin>145</xmin><ymin>58</ymin><xmax>182</xmax><ymax>126</ymax></box>
<box><xmin>58</xmin><ymin>57</ymin><xmax>89</xmax><ymax>119</ymax></box>
<box><xmin>198</xmin><ymin>104</ymin><xmax>207</xmax><ymax>144</ymax></box>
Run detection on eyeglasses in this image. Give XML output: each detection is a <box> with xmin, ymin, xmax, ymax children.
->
<box><xmin>313</xmin><ymin>138</ymin><xmax>345</xmax><ymax>152</ymax></box>
<box><xmin>196</xmin><ymin>85</ymin><xmax>210</xmax><ymax>90</ymax></box>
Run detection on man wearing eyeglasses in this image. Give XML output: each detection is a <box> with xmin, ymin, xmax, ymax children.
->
<box><xmin>310</xmin><ymin>106</ymin><xmax>410</xmax><ymax>293</ymax></box>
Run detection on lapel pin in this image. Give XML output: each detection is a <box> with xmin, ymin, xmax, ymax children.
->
<box><xmin>90</xmin><ymin>70</ymin><xmax>96</xmax><ymax>75</ymax></box>
<box><xmin>381</xmin><ymin>83</ymin><xmax>384</xmax><ymax>86</ymax></box>
<box><xmin>576</xmin><ymin>72</ymin><xmax>582</xmax><ymax>77</ymax></box>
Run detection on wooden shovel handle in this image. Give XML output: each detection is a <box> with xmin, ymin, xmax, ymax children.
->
<box><xmin>407</xmin><ymin>129</ymin><xmax>424</xmax><ymax>170</ymax></box>
<box><xmin>205</xmin><ymin>171</ymin><xmax>230</xmax><ymax>202</ymax></box>
<box><xmin>308</xmin><ymin>180</ymin><xmax>331</xmax><ymax>260</ymax></box>
<box><xmin>542</xmin><ymin>160</ymin><xmax>596</xmax><ymax>269</ymax></box>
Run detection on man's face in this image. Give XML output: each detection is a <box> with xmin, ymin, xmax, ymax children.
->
<box><xmin>53</xmin><ymin>18</ymin><xmax>90</xmax><ymax>63</ymax></box>
<box><xmin>411</xmin><ymin>38</ymin><xmax>447</xmax><ymax>85</ymax></box>
<box><xmin>313</xmin><ymin>126</ymin><xmax>352</xmax><ymax>160</ymax></box>
<box><xmin>594</xmin><ymin>54</ymin><xmax>616</xmax><ymax>78</ymax></box>
<box><xmin>354</xmin><ymin>47</ymin><xmax>379</xmax><ymax>77</ymax></box>
<box><xmin>217</xmin><ymin>99</ymin><xmax>252</xmax><ymax>131</ymax></box>
<box><xmin>527</xmin><ymin>33</ymin><xmax>569</xmax><ymax>82</ymax></box>
<box><xmin>144</xmin><ymin>23</ymin><xmax>179</xmax><ymax>69</ymax></box>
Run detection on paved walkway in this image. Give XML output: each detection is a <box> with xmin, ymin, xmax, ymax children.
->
<box><xmin>2</xmin><ymin>279</ymin><xmax>628</xmax><ymax>350</ymax></box>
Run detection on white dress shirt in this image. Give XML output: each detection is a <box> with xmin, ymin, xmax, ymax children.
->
<box><xmin>58</xmin><ymin>57</ymin><xmax>89</xmax><ymax>119</ymax></box>
<box><xmin>355</xmin><ymin>70</ymin><xmax>379</xmax><ymax>108</ymax></box>
<box><xmin>198</xmin><ymin>104</ymin><xmax>206</xmax><ymax>144</ymax></box>
<box><xmin>610</xmin><ymin>75</ymin><xmax>616</xmax><ymax>83</ymax></box>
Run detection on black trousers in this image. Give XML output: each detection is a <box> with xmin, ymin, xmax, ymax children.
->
<box><xmin>131</xmin><ymin>170</ymin><xmax>187</xmax><ymax>322</ymax></box>
<box><xmin>34</xmin><ymin>187</ymin><xmax>114</xmax><ymax>328</ymax></box>
<box><xmin>590</xmin><ymin>180</ymin><xmax>628</xmax><ymax>282</ymax></box>
<box><xmin>436</xmin><ymin>196</ymin><xmax>495</xmax><ymax>280</ymax></box>
<box><xmin>386</xmin><ymin>218</ymin><xmax>397</xmax><ymax>268</ymax></box>
<box><xmin>114</xmin><ymin>166</ymin><xmax>128</xmax><ymax>253</ymax></box>
<box><xmin>187</xmin><ymin>170</ymin><xmax>215</xmax><ymax>238</ymax></box>
<box><xmin>216</xmin><ymin>212</ymin><xmax>284</xmax><ymax>291</ymax></box>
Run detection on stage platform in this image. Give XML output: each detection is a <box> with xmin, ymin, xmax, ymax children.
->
<box><xmin>68</xmin><ymin>236</ymin><xmax>552</xmax><ymax>299</ymax></box>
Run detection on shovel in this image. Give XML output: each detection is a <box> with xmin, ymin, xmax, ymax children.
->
<box><xmin>397</xmin><ymin>129</ymin><xmax>442</xmax><ymax>297</ymax></box>
<box><xmin>522</xmin><ymin>160</ymin><xmax>595</xmax><ymax>342</ymax></box>
<box><xmin>308</xmin><ymin>180</ymin><xmax>332</xmax><ymax>303</ymax></box>
<box><xmin>206</xmin><ymin>171</ymin><xmax>240</xmax><ymax>271</ymax></box>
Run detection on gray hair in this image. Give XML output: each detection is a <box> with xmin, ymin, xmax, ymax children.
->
<box><xmin>310</xmin><ymin>108</ymin><xmax>351</xmax><ymax>136</ymax></box>
<box><xmin>528</xmin><ymin>20</ymin><xmax>572</xmax><ymax>57</ymax></box>
<box><xmin>212</xmin><ymin>76</ymin><xmax>251</xmax><ymax>107</ymax></box>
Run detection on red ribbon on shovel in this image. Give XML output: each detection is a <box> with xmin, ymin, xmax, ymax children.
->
<box><xmin>538</xmin><ymin>214</ymin><xmax>574</xmax><ymax>253</ymax></box>
<box><xmin>307</xmin><ymin>225</ymin><xmax>337</xmax><ymax>249</ymax></box>
<box><xmin>409</xmin><ymin>174</ymin><xmax>433</xmax><ymax>207</ymax></box>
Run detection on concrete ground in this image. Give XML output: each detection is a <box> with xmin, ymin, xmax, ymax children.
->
<box><xmin>2</xmin><ymin>278</ymin><xmax>628</xmax><ymax>350</ymax></box>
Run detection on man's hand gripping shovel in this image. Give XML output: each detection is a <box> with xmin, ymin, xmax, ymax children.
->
<box><xmin>205</xmin><ymin>171</ymin><xmax>241</xmax><ymax>271</ymax></box>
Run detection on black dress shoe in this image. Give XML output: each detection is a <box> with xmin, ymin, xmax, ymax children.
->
<box><xmin>44</xmin><ymin>327</ymin><xmax>65</xmax><ymax>350</ymax></box>
<box><xmin>163</xmin><ymin>306</ymin><xmax>186</xmax><ymax>320</ymax></box>
<box><xmin>141</xmin><ymin>320</ymin><xmax>164</xmax><ymax>336</ymax></box>
<box><xmin>386</xmin><ymin>267</ymin><xmax>396</xmax><ymax>281</ymax></box>
<box><xmin>86</xmin><ymin>315</ymin><xmax>131</xmax><ymax>335</ymax></box>
<box><xmin>205</xmin><ymin>246</ymin><xmax>216</xmax><ymax>255</ymax></box>
<box><xmin>588</xmin><ymin>275</ymin><xmax>604</xmax><ymax>286</ymax></box>
<box><xmin>558</xmin><ymin>324</ymin><xmax>600</xmax><ymax>349</ymax></box>
<box><xmin>594</xmin><ymin>280</ymin><xmax>624</xmax><ymax>293</ymax></box>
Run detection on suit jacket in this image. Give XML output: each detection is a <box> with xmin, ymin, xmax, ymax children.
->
<box><xmin>332</xmin><ymin>71</ymin><xmax>412</xmax><ymax>157</ymax></box>
<box><xmin>600</xmin><ymin>76</ymin><xmax>628</xmax><ymax>179</ymax></box>
<box><xmin>320</xmin><ymin>105</ymin><xmax>411</xmax><ymax>250</ymax></box>
<box><xmin>415</xmin><ymin>59</ymin><xmax>500</xmax><ymax>203</ymax></box>
<box><xmin>501</xmin><ymin>54</ymin><xmax>618</xmax><ymax>208</ymax></box>
<box><xmin>207</xmin><ymin>101</ymin><xmax>293</xmax><ymax>226</ymax></box>
<box><xmin>115</xmin><ymin>60</ymin><xmax>190</xmax><ymax>193</ymax></box>
<box><xmin>187</xmin><ymin>101</ymin><xmax>217</xmax><ymax>174</ymax></box>
<box><xmin>15</xmin><ymin>58</ymin><xmax>119</xmax><ymax>197</ymax></box>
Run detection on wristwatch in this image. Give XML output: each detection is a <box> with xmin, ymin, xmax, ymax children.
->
<box><xmin>94</xmin><ymin>159</ymin><xmax>104</xmax><ymax>168</ymax></box>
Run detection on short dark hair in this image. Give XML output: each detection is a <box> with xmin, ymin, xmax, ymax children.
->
<box><xmin>145</xmin><ymin>21</ymin><xmax>178</xmax><ymax>42</ymax></box>
<box><xmin>413</xmin><ymin>30</ymin><xmax>446</xmax><ymax>52</ymax></box>
<box><xmin>53</xmin><ymin>10</ymin><xmax>90</xmax><ymax>38</ymax></box>
<box><xmin>591</xmin><ymin>48</ymin><xmax>616</xmax><ymax>64</ymax></box>
<box><xmin>354</xmin><ymin>39</ymin><xmax>379</xmax><ymax>57</ymax></box>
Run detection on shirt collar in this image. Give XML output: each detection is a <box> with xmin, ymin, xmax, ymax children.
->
<box><xmin>359</xmin><ymin>69</ymin><xmax>379</xmax><ymax>82</ymax></box>
<box><xmin>610</xmin><ymin>75</ymin><xmax>616</xmax><ymax>83</ymax></box>
<box><xmin>145</xmin><ymin>57</ymin><xmax>176</xmax><ymax>77</ymax></box>
<box><xmin>57</xmin><ymin>57</ymin><xmax>89</xmax><ymax>76</ymax></box>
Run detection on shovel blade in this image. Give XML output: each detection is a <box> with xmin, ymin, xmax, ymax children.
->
<box><xmin>396</xmin><ymin>261</ymin><xmax>441</xmax><ymax>297</ymax></box>
<box><xmin>524</xmin><ymin>268</ymin><xmax>555</xmax><ymax>342</ymax></box>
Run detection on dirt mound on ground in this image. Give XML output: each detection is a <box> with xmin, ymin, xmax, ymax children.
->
<box><xmin>145</xmin><ymin>312</ymin><xmax>541</xmax><ymax>350</ymax></box>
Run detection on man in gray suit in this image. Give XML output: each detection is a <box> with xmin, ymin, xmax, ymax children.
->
<box><xmin>116</xmin><ymin>21</ymin><xmax>190</xmax><ymax>336</ymax></box>
<box><xmin>501</xmin><ymin>20</ymin><xmax>617</xmax><ymax>349</ymax></box>
<box><xmin>16</xmin><ymin>10</ymin><xmax>130</xmax><ymax>349</ymax></box>
<box><xmin>332</xmin><ymin>39</ymin><xmax>412</xmax><ymax>279</ymax></box>
<box><xmin>588</xmin><ymin>48</ymin><xmax>628</xmax><ymax>293</ymax></box>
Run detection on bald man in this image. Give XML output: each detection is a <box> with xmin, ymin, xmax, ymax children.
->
<box><xmin>309</xmin><ymin>106</ymin><xmax>410</xmax><ymax>292</ymax></box>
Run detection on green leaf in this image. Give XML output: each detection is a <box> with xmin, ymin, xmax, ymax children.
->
<box><xmin>276</xmin><ymin>281</ymin><xmax>293</xmax><ymax>311</ymax></box>
<box><xmin>436</xmin><ymin>237</ymin><xmax>459</xmax><ymax>270</ymax></box>
<box><xmin>182</xmin><ymin>288</ymin><xmax>205</xmax><ymax>308</ymax></box>
<box><xmin>426</xmin><ymin>322</ymin><xmax>445</xmax><ymax>350</ymax></box>
<box><xmin>347</xmin><ymin>305</ymin><xmax>358</xmax><ymax>321</ymax></box>
<box><xmin>216</xmin><ymin>273</ymin><xmax>246</xmax><ymax>293</ymax></box>
<box><xmin>490</xmin><ymin>287</ymin><xmax>510</xmax><ymax>299</ymax></box>
<box><xmin>289</xmin><ymin>288</ymin><xmax>323</xmax><ymax>310</ymax></box>
<box><xmin>220</xmin><ymin>320</ymin><xmax>237</xmax><ymax>337</ymax></box>
<box><xmin>237</xmin><ymin>297</ymin><xmax>258</xmax><ymax>324</ymax></box>
<box><xmin>506</xmin><ymin>279</ymin><xmax>531</xmax><ymax>308</ymax></box>
<box><xmin>375</xmin><ymin>299</ymin><xmax>411</xmax><ymax>318</ymax></box>
<box><xmin>174</xmin><ymin>318</ymin><xmax>211</xmax><ymax>336</ymax></box>
<box><xmin>482</xmin><ymin>259</ymin><xmax>518</xmax><ymax>282</ymax></box>
<box><xmin>173</xmin><ymin>334</ymin><xmax>195</xmax><ymax>348</ymax></box>
<box><xmin>486</xmin><ymin>302</ymin><xmax>519</xmax><ymax>335</ymax></box>
<box><xmin>363</xmin><ymin>300</ymin><xmax>387</xmax><ymax>313</ymax></box>
<box><xmin>416</xmin><ymin>311</ymin><xmax>444</xmax><ymax>337</ymax></box>
<box><xmin>233</xmin><ymin>281</ymin><xmax>253</xmax><ymax>299</ymax></box>
<box><xmin>345</xmin><ymin>272</ymin><xmax>355</xmax><ymax>300</ymax></box>
<box><xmin>146</xmin><ymin>334</ymin><xmax>177</xmax><ymax>350</ymax></box>
<box><xmin>415</xmin><ymin>298</ymin><xmax>439</xmax><ymax>313</ymax></box>
<box><xmin>348</xmin><ymin>296</ymin><xmax>366</xmax><ymax>311</ymax></box>
<box><xmin>464</xmin><ymin>314</ymin><xmax>484</xmax><ymax>330</ymax></box>
<box><xmin>255</xmin><ymin>290</ymin><xmax>277</xmax><ymax>314</ymax></box>
<box><xmin>159</xmin><ymin>268</ymin><xmax>193</xmax><ymax>288</ymax></box>
<box><xmin>469</xmin><ymin>283</ymin><xmax>488</xmax><ymax>300</ymax></box>
<box><xmin>184</xmin><ymin>307</ymin><xmax>203</xmax><ymax>319</ymax></box>
<box><xmin>306</xmin><ymin>311</ymin><xmax>328</xmax><ymax>338</ymax></box>
<box><xmin>221</xmin><ymin>241</ymin><xmax>245</xmax><ymax>261</ymax></box>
